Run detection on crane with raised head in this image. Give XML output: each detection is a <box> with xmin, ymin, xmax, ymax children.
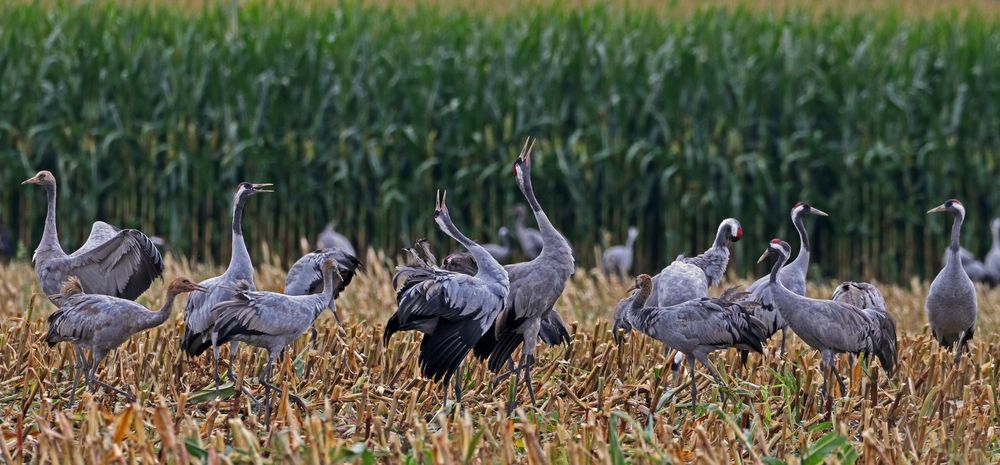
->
<box><xmin>385</xmin><ymin>191</ymin><xmax>509</xmax><ymax>409</ymax></box>
<box><xmin>473</xmin><ymin>139</ymin><xmax>575</xmax><ymax>412</ymax></box>
<box><xmin>926</xmin><ymin>199</ymin><xmax>978</xmax><ymax>365</ymax></box>
<box><xmin>46</xmin><ymin>276</ymin><xmax>205</xmax><ymax>408</ymax></box>
<box><xmin>180</xmin><ymin>182</ymin><xmax>271</xmax><ymax>394</ymax></box>
<box><xmin>744</xmin><ymin>202</ymin><xmax>828</xmax><ymax>358</ymax></box>
<box><xmin>482</xmin><ymin>227</ymin><xmax>512</xmax><ymax>262</ymax></box>
<box><xmin>22</xmin><ymin>170</ymin><xmax>164</xmax><ymax>302</ymax></box>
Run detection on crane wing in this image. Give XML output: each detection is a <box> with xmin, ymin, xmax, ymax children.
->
<box><xmin>285</xmin><ymin>249</ymin><xmax>363</xmax><ymax>296</ymax></box>
<box><xmin>70</xmin><ymin>221</ymin><xmax>120</xmax><ymax>257</ymax></box>
<box><xmin>58</xmin><ymin>228</ymin><xmax>164</xmax><ymax>300</ymax></box>
<box><xmin>213</xmin><ymin>291</ymin><xmax>319</xmax><ymax>342</ymax></box>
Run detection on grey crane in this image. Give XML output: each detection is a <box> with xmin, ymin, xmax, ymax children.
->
<box><xmin>482</xmin><ymin>227</ymin><xmax>512</xmax><ymax>262</ymax></box>
<box><xmin>385</xmin><ymin>191</ymin><xmax>509</xmax><ymax>408</ymax></box>
<box><xmin>285</xmin><ymin>248</ymin><xmax>364</xmax><ymax>339</ymax></box>
<box><xmin>648</xmin><ymin>218</ymin><xmax>741</xmax><ymax>308</ymax></box>
<box><xmin>473</xmin><ymin>139</ymin><xmax>575</xmax><ymax>411</ymax></box>
<box><xmin>212</xmin><ymin>258</ymin><xmax>344</xmax><ymax>429</ymax></box>
<box><xmin>46</xmin><ymin>276</ymin><xmax>206</xmax><ymax>408</ymax></box>
<box><xmin>613</xmin><ymin>274</ymin><xmax>768</xmax><ymax>408</ymax></box>
<box><xmin>180</xmin><ymin>182</ymin><xmax>272</xmax><ymax>393</ymax></box>
<box><xmin>745</xmin><ymin>202</ymin><xmax>828</xmax><ymax>357</ymax></box>
<box><xmin>317</xmin><ymin>222</ymin><xmax>356</xmax><ymax>256</ymax></box>
<box><xmin>22</xmin><ymin>171</ymin><xmax>164</xmax><ymax>302</ymax></box>
<box><xmin>983</xmin><ymin>218</ymin><xmax>1000</xmax><ymax>282</ymax></box>
<box><xmin>512</xmin><ymin>204</ymin><xmax>544</xmax><ymax>259</ymax></box>
<box><xmin>603</xmin><ymin>226</ymin><xmax>639</xmax><ymax>278</ymax></box>
<box><xmin>757</xmin><ymin>239</ymin><xmax>897</xmax><ymax>406</ymax></box>
<box><xmin>926</xmin><ymin>199</ymin><xmax>978</xmax><ymax>365</ymax></box>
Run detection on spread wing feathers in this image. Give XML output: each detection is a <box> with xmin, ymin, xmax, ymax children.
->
<box><xmin>386</xmin><ymin>266</ymin><xmax>504</xmax><ymax>344</ymax></box>
<box><xmin>285</xmin><ymin>249</ymin><xmax>364</xmax><ymax>296</ymax></box>
<box><xmin>70</xmin><ymin>221</ymin><xmax>120</xmax><ymax>257</ymax></box>
<box><xmin>212</xmin><ymin>291</ymin><xmax>321</xmax><ymax>346</ymax></box>
<box><xmin>45</xmin><ymin>294</ymin><xmax>133</xmax><ymax>346</ymax></box>
<box><xmin>832</xmin><ymin>282</ymin><xmax>887</xmax><ymax>312</ymax></box>
<box><xmin>58</xmin><ymin>227</ymin><xmax>164</xmax><ymax>300</ymax></box>
<box><xmin>678</xmin><ymin>246</ymin><xmax>729</xmax><ymax>286</ymax></box>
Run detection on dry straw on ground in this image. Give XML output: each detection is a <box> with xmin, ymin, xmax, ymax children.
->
<box><xmin>0</xmin><ymin>250</ymin><xmax>998</xmax><ymax>463</ymax></box>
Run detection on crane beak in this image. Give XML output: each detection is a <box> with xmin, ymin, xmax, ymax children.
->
<box><xmin>192</xmin><ymin>284</ymin><xmax>209</xmax><ymax>292</ymax></box>
<box><xmin>21</xmin><ymin>176</ymin><xmax>39</xmax><ymax>185</ymax></box>
<box><xmin>251</xmin><ymin>183</ymin><xmax>273</xmax><ymax>193</ymax></box>
<box><xmin>927</xmin><ymin>205</ymin><xmax>947</xmax><ymax>214</ymax></box>
<box><xmin>756</xmin><ymin>250</ymin><xmax>773</xmax><ymax>264</ymax></box>
<box><xmin>811</xmin><ymin>207</ymin><xmax>829</xmax><ymax>217</ymax></box>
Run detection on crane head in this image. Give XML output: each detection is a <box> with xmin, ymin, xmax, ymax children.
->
<box><xmin>720</xmin><ymin>218</ymin><xmax>742</xmax><ymax>243</ymax></box>
<box><xmin>512</xmin><ymin>137</ymin><xmax>536</xmax><ymax>189</ymax></box>
<box><xmin>793</xmin><ymin>202</ymin><xmax>829</xmax><ymax>218</ymax></box>
<box><xmin>22</xmin><ymin>170</ymin><xmax>55</xmax><ymax>187</ymax></box>
<box><xmin>757</xmin><ymin>238</ymin><xmax>791</xmax><ymax>264</ymax></box>
<box><xmin>236</xmin><ymin>182</ymin><xmax>274</xmax><ymax>199</ymax></box>
<box><xmin>927</xmin><ymin>199</ymin><xmax>964</xmax><ymax>218</ymax></box>
<box><xmin>168</xmin><ymin>277</ymin><xmax>208</xmax><ymax>295</ymax></box>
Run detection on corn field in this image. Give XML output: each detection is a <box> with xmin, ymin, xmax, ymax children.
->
<box><xmin>2</xmin><ymin>2</ymin><xmax>1000</xmax><ymax>281</ymax></box>
<box><xmin>0</xmin><ymin>253</ymin><xmax>997</xmax><ymax>463</ymax></box>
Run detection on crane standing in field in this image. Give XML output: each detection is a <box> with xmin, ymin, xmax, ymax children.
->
<box><xmin>512</xmin><ymin>204</ymin><xmax>544</xmax><ymax>259</ymax></box>
<box><xmin>603</xmin><ymin>226</ymin><xmax>639</xmax><ymax>278</ymax></box>
<box><xmin>613</xmin><ymin>275</ymin><xmax>767</xmax><ymax>407</ymax></box>
<box><xmin>474</xmin><ymin>139</ymin><xmax>575</xmax><ymax>411</ymax></box>
<box><xmin>926</xmin><ymin>199</ymin><xmax>978</xmax><ymax>365</ymax></box>
<box><xmin>648</xmin><ymin>218</ymin><xmax>742</xmax><ymax>308</ymax></box>
<box><xmin>181</xmin><ymin>182</ymin><xmax>272</xmax><ymax>393</ymax></box>
<box><xmin>386</xmin><ymin>191</ymin><xmax>509</xmax><ymax>409</ymax></box>
<box><xmin>212</xmin><ymin>258</ymin><xmax>345</xmax><ymax>429</ymax></box>
<box><xmin>22</xmin><ymin>170</ymin><xmax>164</xmax><ymax>302</ymax></box>
<box><xmin>745</xmin><ymin>202</ymin><xmax>828</xmax><ymax>358</ymax></box>
<box><xmin>757</xmin><ymin>239</ymin><xmax>897</xmax><ymax>408</ymax></box>
<box><xmin>284</xmin><ymin>248</ymin><xmax>364</xmax><ymax>340</ymax></box>
<box><xmin>46</xmin><ymin>276</ymin><xmax>206</xmax><ymax>408</ymax></box>
<box><xmin>317</xmin><ymin>222</ymin><xmax>356</xmax><ymax>257</ymax></box>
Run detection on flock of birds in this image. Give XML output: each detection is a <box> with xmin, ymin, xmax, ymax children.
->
<box><xmin>15</xmin><ymin>138</ymin><xmax>981</xmax><ymax>428</ymax></box>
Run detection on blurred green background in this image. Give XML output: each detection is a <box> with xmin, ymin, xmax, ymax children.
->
<box><xmin>2</xmin><ymin>1</ymin><xmax>999</xmax><ymax>282</ymax></box>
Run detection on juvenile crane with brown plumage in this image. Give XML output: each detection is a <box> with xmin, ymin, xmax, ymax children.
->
<box><xmin>46</xmin><ymin>277</ymin><xmax>206</xmax><ymax>408</ymax></box>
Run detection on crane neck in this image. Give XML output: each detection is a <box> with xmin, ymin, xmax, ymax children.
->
<box><xmin>39</xmin><ymin>183</ymin><xmax>64</xmax><ymax>254</ymax></box>
<box><xmin>631</xmin><ymin>281</ymin><xmax>652</xmax><ymax>310</ymax></box>
<box><xmin>518</xmin><ymin>169</ymin><xmax>572</xmax><ymax>261</ymax></box>
<box><xmin>992</xmin><ymin>222</ymin><xmax>1000</xmax><ymax>250</ymax></box>
<box><xmin>790</xmin><ymin>211</ymin><xmax>810</xmax><ymax>268</ymax></box>
<box><xmin>227</xmin><ymin>193</ymin><xmax>253</xmax><ymax>278</ymax></box>
<box><xmin>769</xmin><ymin>252</ymin><xmax>789</xmax><ymax>286</ymax></box>
<box><xmin>142</xmin><ymin>290</ymin><xmax>181</xmax><ymax>331</ymax></box>
<box><xmin>318</xmin><ymin>266</ymin><xmax>341</xmax><ymax>313</ymax></box>
<box><xmin>949</xmin><ymin>210</ymin><xmax>964</xmax><ymax>254</ymax></box>
<box><xmin>625</xmin><ymin>233</ymin><xmax>637</xmax><ymax>251</ymax></box>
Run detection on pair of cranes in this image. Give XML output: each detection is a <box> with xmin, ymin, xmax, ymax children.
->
<box><xmin>385</xmin><ymin>138</ymin><xmax>575</xmax><ymax>412</ymax></box>
<box><xmin>24</xmin><ymin>172</ymin><xmax>362</xmax><ymax>428</ymax></box>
